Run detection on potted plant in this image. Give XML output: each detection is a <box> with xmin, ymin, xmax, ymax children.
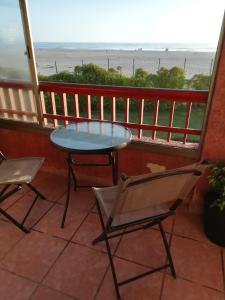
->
<box><xmin>203</xmin><ymin>161</ymin><xmax>225</xmax><ymax>246</ymax></box>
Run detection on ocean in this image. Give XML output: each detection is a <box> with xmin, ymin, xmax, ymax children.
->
<box><xmin>34</xmin><ymin>42</ymin><xmax>216</xmax><ymax>53</ymax></box>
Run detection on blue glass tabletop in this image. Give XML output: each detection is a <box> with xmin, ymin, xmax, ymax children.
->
<box><xmin>50</xmin><ymin>121</ymin><xmax>132</xmax><ymax>153</ymax></box>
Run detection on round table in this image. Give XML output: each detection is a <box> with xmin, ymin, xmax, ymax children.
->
<box><xmin>50</xmin><ymin>121</ymin><xmax>132</xmax><ymax>154</ymax></box>
<box><xmin>50</xmin><ymin>121</ymin><xmax>132</xmax><ymax>227</ymax></box>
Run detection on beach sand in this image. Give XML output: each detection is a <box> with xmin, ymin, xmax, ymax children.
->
<box><xmin>34</xmin><ymin>48</ymin><xmax>215</xmax><ymax>79</ymax></box>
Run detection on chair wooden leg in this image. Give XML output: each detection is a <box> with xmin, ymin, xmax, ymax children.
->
<box><xmin>95</xmin><ymin>200</ymin><xmax>121</xmax><ymax>300</ymax></box>
<box><xmin>158</xmin><ymin>222</ymin><xmax>176</xmax><ymax>278</ymax></box>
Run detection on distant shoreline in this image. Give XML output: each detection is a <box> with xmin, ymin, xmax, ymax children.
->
<box><xmin>34</xmin><ymin>42</ymin><xmax>216</xmax><ymax>53</ymax></box>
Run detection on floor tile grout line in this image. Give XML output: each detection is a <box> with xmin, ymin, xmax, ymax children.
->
<box><xmin>174</xmin><ymin>274</ymin><xmax>225</xmax><ymax>293</ymax></box>
<box><xmin>0</xmin><ymin>215</ymin><xmax>39</xmax><ymax>263</ymax></box>
<box><xmin>0</xmin><ymin>264</ymin><xmax>40</xmax><ymax>285</ymax></box>
<box><xmin>70</xmin><ymin>240</ymin><xmax>111</xmax><ymax>257</ymax></box>
<box><xmin>28</xmin><ymin>282</ymin><xmax>79</xmax><ymax>300</ymax></box>
<box><xmin>38</xmin><ymin>238</ymin><xmax>71</xmax><ymax>285</ymax></box>
<box><xmin>114</xmin><ymin>250</ymin><xmax>166</xmax><ymax>272</ymax></box>
<box><xmin>93</xmin><ymin>263</ymin><xmax>110</xmax><ymax>300</ymax></box>
<box><xmin>70</xmin><ymin>239</ymin><xmax>108</xmax><ymax>255</ymax></box>
<box><xmin>69</xmin><ymin>210</ymin><xmax>94</xmax><ymax>241</ymax></box>
<box><xmin>0</xmin><ymin>232</ymin><xmax>27</xmax><ymax>262</ymax></box>
<box><xmin>169</xmin><ymin>230</ymin><xmax>220</xmax><ymax>246</ymax></box>
<box><xmin>159</xmin><ymin>269</ymin><xmax>167</xmax><ymax>300</ymax></box>
<box><xmin>138</xmin><ymin>222</ymin><xmax>217</xmax><ymax>248</ymax></box>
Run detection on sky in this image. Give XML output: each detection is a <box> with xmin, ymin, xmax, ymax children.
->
<box><xmin>27</xmin><ymin>0</ymin><xmax>224</xmax><ymax>45</ymax></box>
<box><xmin>0</xmin><ymin>0</ymin><xmax>224</xmax><ymax>46</ymax></box>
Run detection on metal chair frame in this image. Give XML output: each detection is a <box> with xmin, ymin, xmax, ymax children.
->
<box><xmin>92</xmin><ymin>168</ymin><xmax>204</xmax><ymax>300</ymax></box>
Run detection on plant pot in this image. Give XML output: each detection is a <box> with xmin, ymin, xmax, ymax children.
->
<box><xmin>203</xmin><ymin>191</ymin><xmax>225</xmax><ymax>247</ymax></box>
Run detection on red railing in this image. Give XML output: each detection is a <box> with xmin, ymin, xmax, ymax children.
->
<box><xmin>39</xmin><ymin>81</ymin><xmax>208</xmax><ymax>145</ymax></box>
<box><xmin>0</xmin><ymin>80</ymin><xmax>208</xmax><ymax>145</ymax></box>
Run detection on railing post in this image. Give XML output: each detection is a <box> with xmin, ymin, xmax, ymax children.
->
<box><xmin>99</xmin><ymin>96</ymin><xmax>104</xmax><ymax>121</ymax></box>
<box><xmin>124</xmin><ymin>97</ymin><xmax>130</xmax><ymax>123</ymax></box>
<box><xmin>138</xmin><ymin>99</ymin><xmax>144</xmax><ymax>139</ymax></box>
<box><xmin>167</xmin><ymin>101</ymin><xmax>175</xmax><ymax>142</ymax></box>
<box><xmin>183</xmin><ymin>102</ymin><xmax>192</xmax><ymax>144</ymax></box>
<box><xmin>73</xmin><ymin>94</ymin><xmax>79</xmax><ymax>118</ymax></box>
<box><xmin>86</xmin><ymin>95</ymin><xmax>91</xmax><ymax>119</ymax></box>
<box><xmin>152</xmin><ymin>99</ymin><xmax>159</xmax><ymax>140</ymax></box>
<box><xmin>111</xmin><ymin>96</ymin><xmax>116</xmax><ymax>122</ymax></box>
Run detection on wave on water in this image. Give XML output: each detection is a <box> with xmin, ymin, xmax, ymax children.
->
<box><xmin>34</xmin><ymin>42</ymin><xmax>216</xmax><ymax>52</ymax></box>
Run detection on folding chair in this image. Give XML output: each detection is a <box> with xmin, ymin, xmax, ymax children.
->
<box><xmin>92</xmin><ymin>162</ymin><xmax>208</xmax><ymax>300</ymax></box>
<box><xmin>0</xmin><ymin>151</ymin><xmax>46</xmax><ymax>233</ymax></box>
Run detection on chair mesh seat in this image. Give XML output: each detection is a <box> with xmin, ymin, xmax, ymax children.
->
<box><xmin>93</xmin><ymin>186</ymin><xmax>170</xmax><ymax>226</ymax></box>
<box><xmin>0</xmin><ymin>157</ymin><xmax>44</xmax><ymax>185</ymax></box>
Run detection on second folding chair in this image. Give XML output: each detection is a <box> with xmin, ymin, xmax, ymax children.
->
<box><xmin>92</xmin><ymin>161</ymin><xmax>208</xmax><ymax>300</ymax></box>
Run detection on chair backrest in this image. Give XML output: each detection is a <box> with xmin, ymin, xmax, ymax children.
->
<box><xmin>111</xmin><ymin>162</ymin><xmax>208</xmax><ymax>217</ymax></box>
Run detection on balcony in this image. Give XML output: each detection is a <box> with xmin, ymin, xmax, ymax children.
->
<box><xmin>0</xmin><ymin>4</ymin><xmax>225</xmax><ymax>299</ymax></box>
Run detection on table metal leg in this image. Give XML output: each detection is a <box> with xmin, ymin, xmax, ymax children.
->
<box><xmin>70</xmin><ymin>159</ymin><xmax>77</xmax><ymax>191</ymax></box>
<box><xmin>111</xmin><ymin>151</ymin><xmax>118</xmax><ymax>185</ymax></box>
<box><xmin>61</xmin><ymin>153</ymin><xmax>74</xmax><ymax>228</ymax></box>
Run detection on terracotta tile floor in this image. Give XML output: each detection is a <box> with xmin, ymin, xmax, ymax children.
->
<box><xmin>0</xmin><ymin>170</ymin><xmax>224</xmax><ymax>300</ymax></box>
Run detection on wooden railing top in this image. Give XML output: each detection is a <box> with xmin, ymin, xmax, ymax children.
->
<box><xmin>39</xmin><ymin>81</ymin><xmax>208</xmax><ymax>103</ymax></box>
<box><xmin>0</xmin><ymin>80</ymin><xmax>33</xmax><ymax>89</ymax></box>
<box><xmin>0</xmin><ymin>80</ymin><xmax>208</xmax><ymax>103</ymax></box>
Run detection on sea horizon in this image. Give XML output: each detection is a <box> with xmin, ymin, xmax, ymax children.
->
<box><xmin>34</xmin><ymin>42</ymin><xmax>216</xmax><ymax>52</ymax></box>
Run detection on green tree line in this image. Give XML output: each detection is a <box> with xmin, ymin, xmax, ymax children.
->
<box><xmin>38</xmin><ymin>63</ymin><xmax>211</xmax><ymax>90</ymax></box>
